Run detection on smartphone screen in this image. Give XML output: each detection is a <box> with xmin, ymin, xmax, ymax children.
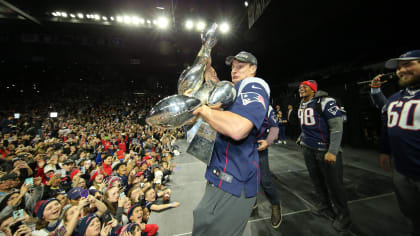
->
<box><xmin>13</xmin><ymin>209</ymin><xmax>24</xmax><ymax>219</ymax></box>
<box><xmin>24</xmin><ymin>177</ymin><xmax>34</xmax><ymax>186</ymax></box>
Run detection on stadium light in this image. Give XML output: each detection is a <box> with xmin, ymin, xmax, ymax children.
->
<box><xmin>110</xmin><ymin>16</ymin><xmax>115</xmax><ymax>21</ymax></box>
<box><xmin>219</xmin><ymin>22</ymin><xmax>230</xmax><ymax>33</ymax></box>
<box><xmin>116</xmin><ymin>16</ymin><xmax>123</xmax><ymax>22</ymax></box>
<box><xmin>156</xmin><ymin>7</ymin><xmax>165</xmax><ymax>10</ymax></box>
<box><xmin>157</xmin><ymin>17</ymin><xmax>169</xmax><ymax>29</ymax></box>
<box><xmin>147</xmin><ymin>20</ymin><xmax>151</xmax><ymax>24</ymax></box>
<box><xmin>77</xmin><ymin>13</ymin><xmax>84</xmax><ymax>19</ymax></box>
<box><xmin>132</xmin><ymin>16</ymin><xmax>140</xmax><ymax>25</ymax></box>
<box><xmin>102</xmin><ymin>16</ymin><xmax>108</xmax><ymax>21</ymax></box>
<box><xmin>70</xmin><ymin>14</ymin><xmax>76</xmax><ymax>18</ymax></box>
<box><xmin>244</xmin><ymin>1</ymin><xmax>249</xmax><ymax>7</ymax></box>
<box><xmin>94</xmin><ymin>14</ymin><xmax>100</xmax><ymax>20</ymax></box>
<box><xmin>140</xmin><ymin>18</ymin><xmax>145</xmax><ymax>24</ymax></box>
<box><xmin>52</xmin><ymin>12</ymin><xmax>57</xmax><ymax>16</ymax></box>
<box><xmin>14</xmin><ymin>113</ymin><xmax>20</xmax><ymax>119</ymax></box>
<box><xmin>61</xmin><ymin>12</ymin><xmax>68</xmax><ymax>18</ymax></box>
<box><xmin>56</xmin><ymin>12</ymin><xmax>62</xmax><ymax>16</ymax></box>
<box><xmin>123</xmin><ymin>16</ymin><xmax>131</xmax><ymax>24</ymax></box>
<box><xmin>196</xmin><ymin>21</ymin><xmax>206</xmax><ymax>31</ymax></box>
<box><xmin>185</xmin><ymin>20</ymin><xmax>194</xmax><ymax>30</ymax></box>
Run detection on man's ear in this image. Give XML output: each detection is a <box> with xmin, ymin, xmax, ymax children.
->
<box><xmin>251</xmin><ymin>65</ymin><xmax>257</xmax><ymax>76</ymax></box>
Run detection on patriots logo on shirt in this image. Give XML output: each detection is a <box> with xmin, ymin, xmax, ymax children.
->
<box><xmin>327</xmin><ymin>104</ymin><xmax>340</xmax><ymax>115</ymax></box>
<box><xmin>240</xmin><ymin>92</ymin><xmax>266</xmax><ymax>109</ymax></box>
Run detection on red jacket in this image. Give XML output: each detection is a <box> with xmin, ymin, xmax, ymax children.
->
<box><xmin>102</xmin><ymin>162</ymin><xmax>113</xmax><ymax>176</ymax></box>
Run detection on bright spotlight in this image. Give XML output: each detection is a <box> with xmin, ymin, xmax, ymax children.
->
<box><xmin>116</xmin><ymin>16</ymin><xmax>123</xmax><ymax>22</ymax></box>
<box><xmin>102</xmin><ymin>16</ymin><xmax>108</xmax><ymax>21</ymax></box>
<box><xmin>219</xmin><ymin>22</ymin><xmax>230</xmax><ymax>33</ymax></box>
<box><xmin>94</xmin><ymin>14</ymin><xmax>100</xmax><ymax>20</ymax></box>
<box><xmin>152</xmin><ymin>20</ymin><xmax>157</xmax><ymax>25</ymax></box>
<box><xmin>157</xmin><ymin>17</ymin><xmax>169</xmax><ymax>29</ymax></box>
<box><xmin>140</xmin><ymin>18</ymin><xmax>145</xmax><ymax>24</ymax></box>
<box><xmin>56</xmin><ymin>12</ymin><xmax>62</xmax><ymax>16</ymax></box>
<box><xmin>61</xmin><ymin>12</ymin><xmax>68</xmax><ymax>18</ymax></box>
<box><xmin>52</xmin><ymin>12</ymin><xmax>57</xmax><ymax>16</ymax></box>
<box><xmin>147</xmin><ymin>20</ymin><xmax>151</xmax><ymax>24</ymax></box>
<box><xmin>123</xmin><ymin>16</ymin><xmax>131</xmax><ymax>24</ymax></box>
<box><xmin>110</xmin><ymin>16</ymin><xmax>115</xmax><ymax>21</ymax></box>
<box><xmin>196</xmin><ymin>21</ymin><xmax>206</xmax><ymax>31</ymax></box>
<box><xmin>50</xmin><ymin>112</ymin><xmax>58</xmax><ymax>118</ymax></box>
<box><xmin>77</xmin><ymin>13</ymin><xmax>84</xmax><ymax>19</ymax></box>
<box><xmin>244</xmin><ymin>1</ymin><xmax>249</xmax><ymax>7</ymax></box>
<box><xmin>70</xmin><ymin>14</ymin><xmax>76</xmax><ymax>18</ymax></box>
<box><xmin>132</xmin><ymin>16</ymin><xmax>140</xmax><ymax>25</ymax></box>
<box><xmin>185</xmin><ymin>20</ymin><xmax>194</xmax><ymax>30</ymax></box>
<box><xmin>14</xmin><ymin>113</ymin><xmax>20</xmax><ymax>119</ymax></box>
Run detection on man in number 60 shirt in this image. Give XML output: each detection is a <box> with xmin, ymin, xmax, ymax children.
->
<box><xmin>297</xmin><ymin>80</ymin><xmax>351</xmax><ymax>232</ymax></box>
<box><xmin>380</xmin><ymin>50</ymin><xmax>420</xmax><ymax>236</ymax></box>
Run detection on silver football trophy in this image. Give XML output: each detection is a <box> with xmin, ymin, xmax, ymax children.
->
<box><xmin>146</xmin><ymin>23</ymin><xmax>236</xmax><ymax>164</ymax></box>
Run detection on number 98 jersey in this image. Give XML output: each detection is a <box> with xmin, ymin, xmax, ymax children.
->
<box><xmin>382</xmin><ymin>88</ymin><xmax>420</xmax><ymax>179</ymax></box>
<box><xmin>298</xmin><ymin>97</ymin><xmax>342</xmax><ymax>151</ymax></box>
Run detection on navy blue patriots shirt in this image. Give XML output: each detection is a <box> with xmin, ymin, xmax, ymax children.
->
<box><xmin>256</xmin><ymin>106</ymin><xmax>278</xmax><ymax>141</ymax></box>
<box><xmin>205</xmin><ymin>77</ymin><xmax>270</xmax><ymax>197</ymax></box>
<box><xmin>381</xmin><ymin>88</ymin><xmax>420</xmax><ymax>179</ymax></box>
<box><xmin>298</xmin><ymin>96</ymin><xmax>342</xmax><ymax>150</ymax></box>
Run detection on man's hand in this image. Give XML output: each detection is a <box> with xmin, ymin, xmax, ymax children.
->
<box><xmin>371</xmin><ymin>74</ymin><xmax>388</xmax><ymax>88</ymax></box>
<box><xmin>379</xmin><ymin>153</ymin><xmax>392</xmax><ymax>171</ymax></box>
<box><xmin>257</xmin><ymin>140</ymin><xmax>268</xmax><ymax>151</ymax></box>
<box><xmin>324</xmin><ymin>152</ymin><xmax>337</xmax><ymax>164</ymax></box>
<box><xmin>296</xmin><ymin>136</ymin><xmax>301</xmax><ymax>145</ymax></box>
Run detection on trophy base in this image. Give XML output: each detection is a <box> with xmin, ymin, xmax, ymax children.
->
<box><xmin>186</xmin><ymin>121</ymin><xmax>216</xmax><ymax>165</ymax></box>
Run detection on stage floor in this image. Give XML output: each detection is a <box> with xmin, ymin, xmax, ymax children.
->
<box><xmin>148</xmin><ymin>139</ymin><xmax>411</xmax><ymax>236</ymax></box>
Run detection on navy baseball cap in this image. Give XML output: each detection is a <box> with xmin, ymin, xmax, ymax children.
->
<box><xmin>385</xmin><ymin>50</ymin><xmax>420</xmax><ymax>69</ymax></box>
<box><xmin>225</xmin><ymin>51</ymin><xmax>258</xmax><ymax>66</ymax></box>
<box><xmin>67</xmin><ymin>187</ymin><xmax>83</xmax><ymax>200</ymax></box>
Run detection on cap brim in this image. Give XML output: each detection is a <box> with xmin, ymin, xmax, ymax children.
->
<box><xmin>385</xmin><ymin>57</ymin><xmax>420</xmax><ymax>69</ymax></box>
<box><xmin>225</xmin><ymin>56</ymin><xmax>252</xmax><ymax>66</ymax></box>
<box><xmin>225</xmin><ymin>56</ymin><xmax>235</xmax><ymax>66</ymax></box>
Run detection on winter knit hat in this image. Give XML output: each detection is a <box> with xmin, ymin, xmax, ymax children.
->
<box><xmin>34</xmin><ymin>198</ymin><xmax>60</xmax><ymax>220</ymax></box>
<box><xmin>118</xmin><ymin>223</ymin><xmax>138</xmax><ymax>236</ymax></box>
<box><xmin>300</xmin><ymin>80</ymin><xmax>318</xmax><ymax>93</ymax></box>
<box><xmin>76</xmin><ymin>214</ymin><xmax>98</xmax><ymax>236</ymax></box>
<box><xmin>127</xmin><ymin>203</ymin><xmax>142</xmax><ymax>220</ymax></box>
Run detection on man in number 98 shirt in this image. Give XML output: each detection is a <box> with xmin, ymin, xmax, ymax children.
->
<box><xmin>380</xmin><ymin>50</ymin><xmax>420</xmax><ymax>236</ymax></box>
<box><xmin>297</xmin><ymin>80</ymin><xmax>351</xmax><ymax>232</ymax></box>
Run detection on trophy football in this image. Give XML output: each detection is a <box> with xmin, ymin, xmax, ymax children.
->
<box><xmin>146</xmin><ymin>23</ymin><xmax>236</xmax><ymax>164</ymax></box>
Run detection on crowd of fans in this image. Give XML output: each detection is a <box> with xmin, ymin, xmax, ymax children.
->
<box><xmin>0</xmin><ymin>98</ymin><xmax>185</xmax><ymax>236</ymax></box>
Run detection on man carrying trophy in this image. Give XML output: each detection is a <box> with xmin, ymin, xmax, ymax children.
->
<box><xmin>191</xmin><ymin>51</ymin><xmax>271</xmax><ymax>236</ymax></box>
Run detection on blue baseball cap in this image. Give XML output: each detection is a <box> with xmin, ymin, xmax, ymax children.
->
<box><xmin>67</xmin><ymin>187</ymin><xmax>83</xmax><ymax>200</ymax></box>
<box><xmin>385</xmin><ymin>50</ymin><xmax>420</xmax><ymax>69</ymax></box>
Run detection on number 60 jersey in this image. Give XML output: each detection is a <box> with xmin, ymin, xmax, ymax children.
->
<box><xmin>382</xmin><ymin>88</ymin><xmax>420</xmax><ymax>179</ymax></box>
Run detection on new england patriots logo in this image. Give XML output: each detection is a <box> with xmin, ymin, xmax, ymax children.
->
<box><xmin>327</xmin><ymin>103</ymin><xmax>340</xmax><ymax>115</ymax></box>
<box><xmin>240</xmin><ymin>92</ymin><xmax>266</xmax><ymax>109</ymax></box>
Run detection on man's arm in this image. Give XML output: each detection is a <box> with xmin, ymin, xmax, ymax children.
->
<box><xmin>370</xmin><ymin>74</ymin><xmax>388</xmax><ymax>109</ymax></box>
<box><xmin>266</xmin><ymin>127</ymin><xmax>279</xmax><ymax>146</ymax></box>
<box><xmin>193</xmin><ymin>105</ymin><xmax>253</xmax><ymax>141</ymax></box>
<box><xmin>327</xmin><ymin>117</ymin><xmax>343</xmax><ymax>155</ymax></box>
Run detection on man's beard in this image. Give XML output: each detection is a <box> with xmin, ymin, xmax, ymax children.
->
<box><xmin>398</xmin><ymin>73</ymin><xmax>420</xmax><ymax>88</ymax></box>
